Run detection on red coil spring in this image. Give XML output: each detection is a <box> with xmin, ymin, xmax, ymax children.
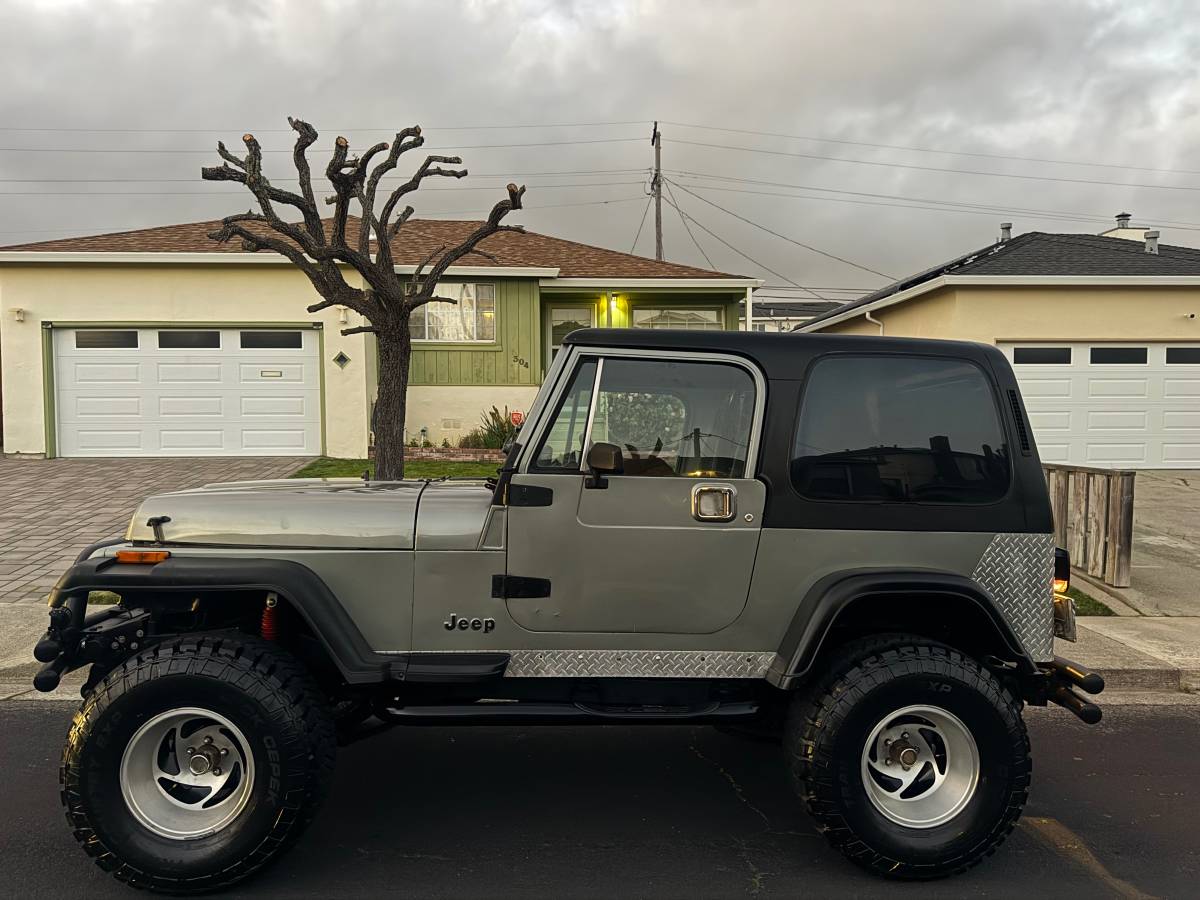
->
<box><xmin>260</xmin><ymin>602</ymin><xmax>279</xmax><ymax>641</ymax></box>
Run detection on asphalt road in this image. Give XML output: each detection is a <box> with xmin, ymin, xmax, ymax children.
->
<box><xmin>1</xmin><ymin>701</ymin><xmax>1196</xmax><ymax>899</ymax></box>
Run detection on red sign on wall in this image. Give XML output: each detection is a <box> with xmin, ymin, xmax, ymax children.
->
<box><xmin>510</xmin><ymin>410</ymin><xmax>525</xmax><ymax>426</ymax></box>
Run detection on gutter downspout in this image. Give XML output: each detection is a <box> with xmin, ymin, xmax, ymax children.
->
<box><xmin>865</xmin><ymin>311</ymin><xmax>884</xmax><ymax>334</ymax></box>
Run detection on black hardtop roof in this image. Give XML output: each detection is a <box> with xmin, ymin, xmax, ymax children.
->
<box><xmin>563</xmin><ymin>328</ymin><xmax>1002</xmax><ymax>379</ymax></box>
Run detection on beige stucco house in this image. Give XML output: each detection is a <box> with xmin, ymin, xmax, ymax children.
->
<box><xmin>0</xmin><ymin>218</ymin><xmax>757</xmax><ymax>459</ymax></box>
<box><xmin>801</xmin><ymin>217</ymin><xmax>1200</xmax><ymax>469</ymax></box>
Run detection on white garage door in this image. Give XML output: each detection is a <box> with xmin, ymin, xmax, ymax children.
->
<box><xmin>55</xmin><ymin>327</ymin><xmax>321</xmax><ymax>457</ymax></box>
<box><xmin>999</xmin><ymin>342</ymin><xmax>1200</xmax><ymax>468</ymax></box>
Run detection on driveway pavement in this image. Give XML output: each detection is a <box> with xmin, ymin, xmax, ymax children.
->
<box><xmin>1115</xmin><ymin>470</ymin><xmax>1200</xmax><ymax>616</ymax></box>
<box><xmin>0</xmin><ymin>457</ymin><xmax>305</xmax><ymax>603</ymax></box>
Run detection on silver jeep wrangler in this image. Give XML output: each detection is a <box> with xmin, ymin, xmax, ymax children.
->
<box><xmin>33</xmin><ymin>329</ymin><xmax>1100</xmax><ymax>892</ymax></box>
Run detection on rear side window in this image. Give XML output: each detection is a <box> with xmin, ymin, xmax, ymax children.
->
<box><xmin>791</xmin><ymin>356</ymin><xmax>1010</xmax><ymax>504</ymax></box>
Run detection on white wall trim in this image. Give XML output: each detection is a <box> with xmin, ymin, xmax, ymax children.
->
<box><xmin>800</xmin><ymin>274</ymin><xmax>1200</xmax><ymax>332</ymax></box>
<box><xmin>542</xmin><ymin>277</ymin><xmax>762</xmax><ymax>289</ymax></box>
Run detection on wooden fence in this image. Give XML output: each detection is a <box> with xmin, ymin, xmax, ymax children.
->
<box><xmin>1043</xmin><ymin>464</ymin><xmax>1136</xmax><ymax>587</ymax></box>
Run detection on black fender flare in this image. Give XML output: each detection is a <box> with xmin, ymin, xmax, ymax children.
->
<box><xmin>49</xmin><ymin>555</ymin><xmax>398</xmax><ymax>685</ymax></box>
<box><xmin>772</xmin><ymin>569</ymin><xmax>1035</xmax><ymax>689</ymax></box>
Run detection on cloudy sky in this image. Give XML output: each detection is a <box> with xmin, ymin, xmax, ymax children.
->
<box><xmin>1</xmin><ymin>0</ymin><xmax>1198</xmax><ymax>302</ymax></box>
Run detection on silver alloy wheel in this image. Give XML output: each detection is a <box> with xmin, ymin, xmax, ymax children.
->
<box><xmin>119</xmin><ymin>707</ymin><xmax>255</xmax><ymax>840</ymax></box>
<box><xmin>860</xmin><ymin>704</ymin><xmax>980</xmax><ymax>829</ymax></box>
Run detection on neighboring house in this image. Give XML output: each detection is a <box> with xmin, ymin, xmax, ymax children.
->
<box><xmin>800</xmin><ymin>215</ymin><xmax>1200</xmax><ymax>469</ymax></box>
<box><xmin>0</xmin><ymin>218</ymin><xmax>758</xmax><ymax>459</ymax></box>
<box><xmin>738</xmin><ymin>299</ymin><xmax>842</xmax><ymax>332</ymax></box>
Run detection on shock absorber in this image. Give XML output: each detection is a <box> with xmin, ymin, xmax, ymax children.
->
<box><xmin>260</xmin><ymin>593</ymin><xmax>280</xmax><ymax>641</ymax></box>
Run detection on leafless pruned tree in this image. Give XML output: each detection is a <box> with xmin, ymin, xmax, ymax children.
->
<box><xmin>202</xmin><ymin>117</ymin><xmax>525</xmax><ymax>479</ymax></box>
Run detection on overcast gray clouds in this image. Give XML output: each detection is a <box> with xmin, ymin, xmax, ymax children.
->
<box><xmin>1</xmin><ymin>0</ymin><xmax>1198</xmax><ymax>297</ymax></box>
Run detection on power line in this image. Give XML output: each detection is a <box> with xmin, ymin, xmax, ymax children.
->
<box><xmin>0</xmin><ymin>137</ymin><xmax>645</xmax><ymax>154</ymax></box>
<box><xmin>0</xmin><ymin>167</ymin><xmax>647</xmax><ymax>183</ymax></box>
<box><xmin>0</xmin><ymin>120</ymin><xmax>649</xmax><ymax>134</ymax></box>
<box><xmin>664</xmin><ymin>179</ymin><xmax>714</xmax><ymax>268</ymax></box>
<box><xmin>0</xmin><ymin>180</ymin><xmax>645</xmax><ymax>197</ymax></box>
<box><xmin>671</xmin><ymin>177</ymin><xmax>1200</xmax><ymax>233</ymax></box>
<box><xmin>630</xmin><ymin>196</ymin><xmax>653</xmax><ymax>254</ymax></box>
<box><xmin>668</xmin><ymin>138</ymin><xmax>1200</xmax><ymax>194</ymax></box>
<box><xmin>662</xmin><ymin>120</ymin><xmax>1200</xmax><ymax>177</ymax></box>
<box><xmin>660</xmin><ymin>193</ymin><xmax>823</xmax><ymax>300</ymax></box>
<box><xmin>667</xmin><ymin>178</ymin><xmax>893</xmax><ymax>280</ymax></box>
<box><xmin>0</xmin><ymin>196</ymin><xmax>648</xmax><ymax>237</ymax></box>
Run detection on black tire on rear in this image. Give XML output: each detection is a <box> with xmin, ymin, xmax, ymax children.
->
<box><xmin>784</xmin><ymin>636</ymin><xmax>1031</xmax><ymax>880</ymax></box>
<box><xmin>61</xmin><ymin>635</ymin><xmax>336</xmax><ymax>894</ymax></box>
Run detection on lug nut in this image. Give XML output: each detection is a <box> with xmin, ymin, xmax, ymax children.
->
<box><xmin>213</xmin><ymin>767</ymin><xmax>221</xmax><ymax>776</ymax></box>
<box><xmin>901</xmin><ymin>731</ymin><xmax>909</xmax><ymax>739</ymax></box>
<box><xmin>186</xmin><ymin>747</ymin><xmax>195</xmax><ymax>755</ymax></box>
<box><xmin>219</xmin><ymin>747</ymin><xmax>228</xmax><ymax>755</ymax></box>
<box><xmin>204</xmin><ymin>736</ymin><xmax>213</xmax><ymax>744</ymax></box>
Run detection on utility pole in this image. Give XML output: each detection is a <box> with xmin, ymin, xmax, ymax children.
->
<box><xmin>651</xmin><ymin>121</ymin><xmax>663</xmax><ymax>261</ymax></box>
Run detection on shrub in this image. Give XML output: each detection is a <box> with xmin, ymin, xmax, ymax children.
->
<box><xmin>458</xmin><ymin>406</ymin><xmax>518</xmax><ymax>449</ymax></box>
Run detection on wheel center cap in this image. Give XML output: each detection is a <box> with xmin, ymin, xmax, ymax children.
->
<box><xmin>188</xmin><ymin>751</ymin><xmax>215</xmax><ymax>775</ymax></box>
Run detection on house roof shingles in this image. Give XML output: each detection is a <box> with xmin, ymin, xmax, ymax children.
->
<box><xmin>0</xmin><ymin>217</ymin><xmax>741</xmax><ymax>280</ymax></box>
<box><xmin>804</xmin><ymin>230</ymin><xmax>1200</xmax><ymax>327</ymax></box>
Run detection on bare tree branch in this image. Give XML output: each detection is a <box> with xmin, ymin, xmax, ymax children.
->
<box><xmin>412</xmin><ymin>184</ymin><xmax>525</xmax><ymax>301</ymax></box>
<box><xmin>340</xmin><ymin>324</ymin><xmax>378</xmax><ymax>336</ymax></box>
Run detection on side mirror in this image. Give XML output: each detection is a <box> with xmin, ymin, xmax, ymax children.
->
<box><xmin>585</xmin><ymin>441</ymin><xmax>624</xmax><ymax>488</ymax></box>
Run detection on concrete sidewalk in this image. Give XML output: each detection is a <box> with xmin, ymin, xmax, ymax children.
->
<box><xmin>2</xmin><ymin>605</ymin><xmax>1196</xmax><ymax>703</ymax></box>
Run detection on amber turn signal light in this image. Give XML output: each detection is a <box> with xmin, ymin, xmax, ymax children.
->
<box><xmin>1053</xmin><ymin>578</ymin><xmax>1070</xmax><ymax>595</ymax></box>
<box><xmin>115</xmin><ymin>549</ymin><xmax>171</xmax><ymax>564</ymax></box>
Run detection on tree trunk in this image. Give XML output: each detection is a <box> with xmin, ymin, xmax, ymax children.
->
<box><xmin>373</xmin><ymin>326</ymin><xmax>411</xmax><ymax>480</ymax></box>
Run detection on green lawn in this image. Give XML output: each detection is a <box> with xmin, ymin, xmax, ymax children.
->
<box><xmin>291</xmin><ymin>457</ymin><xmax>500</xmax><ymax>480</ymax></box>
<box><xmin>1067</xmin><ymin>584</ymin><xmax>1115</xmax><ymax>617</ymax></box>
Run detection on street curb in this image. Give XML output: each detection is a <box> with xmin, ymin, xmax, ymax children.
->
<box><xmin>1072</xmin><ymin>572</ymin><xmax>1147</xmax><ymax>617</ymax></box>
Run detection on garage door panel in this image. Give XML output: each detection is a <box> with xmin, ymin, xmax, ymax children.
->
<box><xmin>159</xmin><ymin>396</ymin><xmax>224</xmax><ymax>416</ymax></box>
<box><xmin>74</xmin><ymin>396</ymin><xmax>142</xmax><ymax>417</ymax></box>
<box><xmin>71</xmin><ymin>362</ymin><xmax>141</xmax><ymax>383</ymax></box>
<box><xmin>240</xmin><ymin>396</ymin><xmax>307</xmax><ymax>416</ymax></box>
<box><xmin>239</xmin><ymin>363</ymin><xmax>306</xmax><ymax>383</ymax></box>
<box><xmin>55</xmin><ymin>328</ymin><xmax>320</xmax><ymax>458</ymax></box>
<box><xmin>1002</xmin><ymin>341</ymin><xmax>1200</xmax><ymax>469</ymax></box>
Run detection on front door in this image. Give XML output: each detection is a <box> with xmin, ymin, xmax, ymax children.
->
<box><xmin>505</xmin><ymin>351</ymin><xmax>765</xmax><ymax>635</ymax></box>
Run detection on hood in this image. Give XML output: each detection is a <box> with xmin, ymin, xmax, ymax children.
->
<box><xmin>127</xmin><ymin>478</ymin><xmax>429</xmax><ymax>549</ymax></box>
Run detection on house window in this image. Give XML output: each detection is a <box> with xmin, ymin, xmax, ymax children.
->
<box><xmin>240</xmin><ymin>331</ymin><xmax>302</xmax><ymax>349</ymax></box>
<box><xmin>411</xmin><ymin>283</ymin><xmax>496</xmax><ymax>342</ymax></box>
<box><xmin>75</xmin><ymin>330</ymin><xmax>137</xmax><ymax>349</ymax></box>
<box><xmin>1090</xmin><ymin>347</ymin><xmax>1147</xmax><ymax>364</ymax></box>
<box><xmin>1166</xmin><ymin>347</ymin><xmax>1200</xmax><ymax>364</ymax></box>
<box><xmin>791</xmin><ymin>355</ymin><xmax>1010</xmax><ymax>504</ymax></box>
<box><xmin>631</xmin><ymin>307</ymin><xmax>724</xmax><ymax>331</ymax></box>
<box><xmin>1013</xmin><ymin>346</ymin><xmax>1071</xmax><ymax>364</ymax></box>
<box><xmin>159</xmin><ymin>330</ymin><xmax>220</xmax><ymax>349</ymax></box>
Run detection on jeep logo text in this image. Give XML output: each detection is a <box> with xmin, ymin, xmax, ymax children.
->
<box><xmin>443</xmin><ymin>613</ymin><xmax>495</xmax><ymax>633</ymax></box>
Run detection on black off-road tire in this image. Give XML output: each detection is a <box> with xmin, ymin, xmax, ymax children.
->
<box><xmin>61</xmin><ymin>635</ymin><xmax>336</xmax><ymax>894</ymax></box>
<box><xmin>785</xmin><ymin>636</ymin><xmax>1031</xmax><ymax>879</ymax></box>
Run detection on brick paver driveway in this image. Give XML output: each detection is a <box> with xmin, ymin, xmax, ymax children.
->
<box><xmin>0</xmin><ymin>457</ymin><xmax>306</xmax><ymax>603</ymax></box>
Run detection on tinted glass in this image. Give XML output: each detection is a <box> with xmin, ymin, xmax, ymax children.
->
<box><xmin>533</xmin><ymin>359</ymin><xmax>597</xmax><ymax>471</ymax></box>
<box><xmin>590</xmin><ymin>358</ymin><xmax>756</xmax><ymax>478</ymax></box>
<box><xmin>240</xmin><ymin>330</ymin><xmax>302</xmax><ymax>349</ymax></box>
<box><xmin>158</xmin><ymin>330</ymin><xmax>219</xmax><ymax>349</ymax></box>
<box><xmin>1090</xmin><ymin>347</ymin><xmax>1146</xmax><ymax>364</ymax></box>
<box><xmin>1013</xmin><ymin>346</ymin><xmax>1070</xmax><ymax>364</ymax></box>
<box><xmin>1166</xmin><ymin>347</ymin><xmax>1200</xmax><ymax>364</ymax></box>
<box><xmin>792</xmin><ymin>356</ymin><xmax>1009</xmax><ymax>504</ymax></box>
<box><xmin>75</xmin><ymin>330</ymin><xmax>137</xmax><ymax>349</ymax></box>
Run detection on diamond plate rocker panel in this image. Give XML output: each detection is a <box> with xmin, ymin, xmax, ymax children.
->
<box><xmin>972</xmin><ymin>532</ymin><xmax>1055</xmax><ymax>661</ymax></box>
<box><xmin>503</xmin><ymin>650</ymin><xmax>780</xmax><ymax>679</ymax></box>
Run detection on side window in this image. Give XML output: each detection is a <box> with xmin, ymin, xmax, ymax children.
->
<box><xmin>533</xmin><ymin>359</ymin><xmax>597</xmax><ymax>471</ymax></box>
<box><xmin>591</xmin><ymin>358</ymin><xmax>756</xmax><ymax>478</ymax></box>
<box><xmin>791</xmin><ymin>356</ymin><xmax>1010</xmax><ymax>504</ymax></box>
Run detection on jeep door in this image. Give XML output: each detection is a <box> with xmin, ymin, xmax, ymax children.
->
<box><xmin>504</xmin><ymin>348</ymin><xmax>765</xmax><ymax>635</ymax></box>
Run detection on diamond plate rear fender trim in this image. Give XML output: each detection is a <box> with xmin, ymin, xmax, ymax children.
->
<box><xmin>971</xmin><ymin>532</ymin><xmax>1055</xmax><ymax>662</ymax></box>
<box><xmin>503</xmin><ymin>650</ymin><xmax>781</xmax><ymax>679</ymax></box>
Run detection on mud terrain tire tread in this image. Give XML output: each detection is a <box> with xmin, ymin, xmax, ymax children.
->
<box><xmin>60</xmin><ymin>635</ymin><xmax>335</xmax><ymax>894</ymax></box>
<box><xmin>784</xmin><ymin>636</ymin><xmax>1030</xmax><ymax>880</ymax></box>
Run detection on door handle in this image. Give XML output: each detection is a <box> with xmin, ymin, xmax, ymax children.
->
<box><xmin>691</xmin><ymin>483</ymin><xmax>736</xmax><ymax>522</ymax></box>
